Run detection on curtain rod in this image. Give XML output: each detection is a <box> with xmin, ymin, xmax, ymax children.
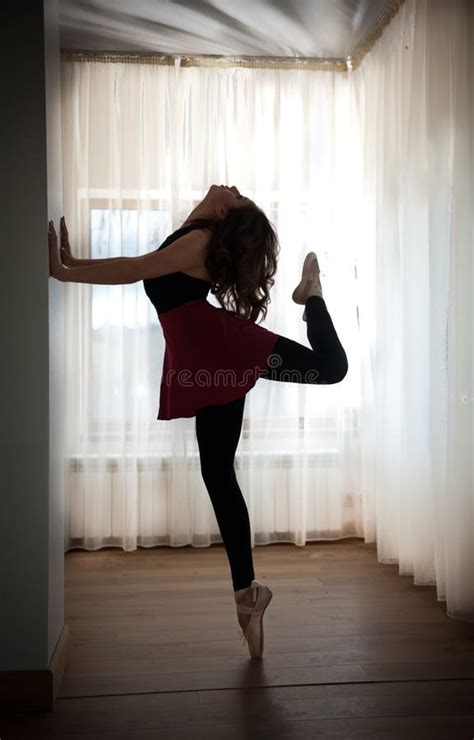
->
<box><xmin>59</xmin><ymin>52</ymin><xmax>348</xmax><ymax>71</ymax></box>
<box><xmin>60</xmin><ymin>0</ymin><xmax>405</xmax><ymax>73</ymax></box>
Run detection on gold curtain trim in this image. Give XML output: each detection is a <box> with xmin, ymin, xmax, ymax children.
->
<box><xmin>350</xmin><ymin>0</ymin><xmax>407</xmax><ymax>70</ymax></box>
<box><xmin>59</xmin><ymin>51</ymin><xmax>348</xmax><ymax>72</ymax></box>
<box><xmin>60</xmin><ymin>0</ymin><xmax>405</xmax><ymax>72</ymax></box>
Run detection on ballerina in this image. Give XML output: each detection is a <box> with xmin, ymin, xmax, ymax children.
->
<box><xmin>48</xmin><ymin>184</ymin><xmax>348</xmax><ymax>660</ymax></box>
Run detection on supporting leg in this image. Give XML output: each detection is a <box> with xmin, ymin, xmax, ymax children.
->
<box><xmin>195</xmin><ymin>394</ymin><xmax>254</xmax><ymax>592</ymax></box>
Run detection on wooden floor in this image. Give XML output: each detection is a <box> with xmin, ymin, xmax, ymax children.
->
<box><xmin>3</xmin><ymin>540</ymin><xmax>474</xmax><ymax>738</ymax></box>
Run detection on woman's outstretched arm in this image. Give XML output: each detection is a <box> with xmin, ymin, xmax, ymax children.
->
<box><xmin>49</xmin><ymin>219</ymin><xmax>138</xmax><ymax>284</ymax></box>
<box><xmin>62</xmin><ymin>259</ymin><xmax>138</xmax><ymax>284</ymax></box>
<box><xmin>63</xmin><ymin>255</ymin><xmax>127</xmax><ymax>268</ymax></box>
<box><xmin>48</xmin><ymin>217</ymin><xmax>208</xmax><ymax>284</ymax></box>
<box><xmin>59</xmin><ymin>218</ymin><xmax>128</xmax><ymax>268</ymax></box>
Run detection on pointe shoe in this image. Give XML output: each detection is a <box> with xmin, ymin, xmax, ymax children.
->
<box><xmin>235</xmin><ymin>580</ymin><xmax>273</xmax><ymax>660</ymax></box>
<box><xmin>292</xmin><ymin>251</ymin><xmax>323</xmax><ymax>322</ymax></box>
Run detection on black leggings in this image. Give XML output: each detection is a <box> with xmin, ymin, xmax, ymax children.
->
<box><xmin>194</xmin><ymin>296</ymin><xmax>348</xmax><ymax>591</ymax></box>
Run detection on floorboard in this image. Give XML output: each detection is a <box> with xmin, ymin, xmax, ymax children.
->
<box><xmin>3</xmin><ymin>541</ymin><xmax>474</xmax><ymax>738</ymax></box>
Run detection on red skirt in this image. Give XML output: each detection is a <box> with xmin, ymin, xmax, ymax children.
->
<box><xmin>157</xmin><ymin>298</ymin><xmax>280</xmax><ymax>420</ymax></box>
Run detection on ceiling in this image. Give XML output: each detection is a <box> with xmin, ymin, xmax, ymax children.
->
<box><xmin>59</xmin><ymin>0</ymin><xmax>394</xmax><ymax>60</ymax></box>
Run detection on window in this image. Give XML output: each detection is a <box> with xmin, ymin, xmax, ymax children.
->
<box><xmin>80</xmin><ymin>191</ymin><xmax>361</xmax><ymax>443</ymax></box>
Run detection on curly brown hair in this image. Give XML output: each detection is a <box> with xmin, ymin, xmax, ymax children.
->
<box><xmin>183</xmin><ymin>203</ymin><xmax>280</xmax><ymax>324</ymax></box>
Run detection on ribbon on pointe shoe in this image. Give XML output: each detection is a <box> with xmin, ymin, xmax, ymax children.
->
<box><xmin>235</xmin><ymin>582</ymin><xmax>259</xmax><ymax>647</ymax></box>
<box><xmin>237</xmin><ymin>627</ymin><xmax>247</xmax><ymax>647</ymax></box>
<box><xmin>235</xmin><ymin>582</ymin><xmax>258</xmax><ymax>612</ymax></box>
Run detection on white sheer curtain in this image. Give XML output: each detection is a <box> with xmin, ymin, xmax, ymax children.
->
<box><xmin>353</xmin><ymin>0</ymin><xmax>473</xmax><ymax>621</ymax></box>
<box><xmin>60</xmin><ymin>0</ymin><xmax>473</xmax><ymax>620</ymax></box>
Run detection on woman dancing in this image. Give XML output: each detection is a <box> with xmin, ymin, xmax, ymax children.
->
<box><xmin>48</xmin><ymin>184</ymin><xmax>348</xmax><ymax>660</ymax></box>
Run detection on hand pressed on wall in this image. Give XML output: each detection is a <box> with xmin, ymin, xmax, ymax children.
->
<box><xmin>59</xmin><ymin>216</ymin><xmax>77</xmax><ymax>267</ymax></box>
<box><xmin>48</xmin><ymin>220</ymin><xmax>68</xmax><ymax>281</ymax></box>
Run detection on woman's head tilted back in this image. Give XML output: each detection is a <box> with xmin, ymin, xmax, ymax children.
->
<box><xmin>186</xmin><ymin>185</ymin><xmax>280</xmax><ymax>324</ymax></box>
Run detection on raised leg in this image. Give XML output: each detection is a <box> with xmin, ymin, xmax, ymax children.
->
<box><xmin>261</xmin><ymin>295</ymin><xmax>348</xmax><ymax>385</ymax></box>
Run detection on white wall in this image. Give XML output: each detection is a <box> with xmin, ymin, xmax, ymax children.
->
<box><xmin>45</xmin><ymin>0</ymin><xmax>66</xmax><ymax>665</ymax></box>
<box><xmin>0</xmin><ymin>0</ymin><xmax>64</xmax><ymax>671</ymax></box>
